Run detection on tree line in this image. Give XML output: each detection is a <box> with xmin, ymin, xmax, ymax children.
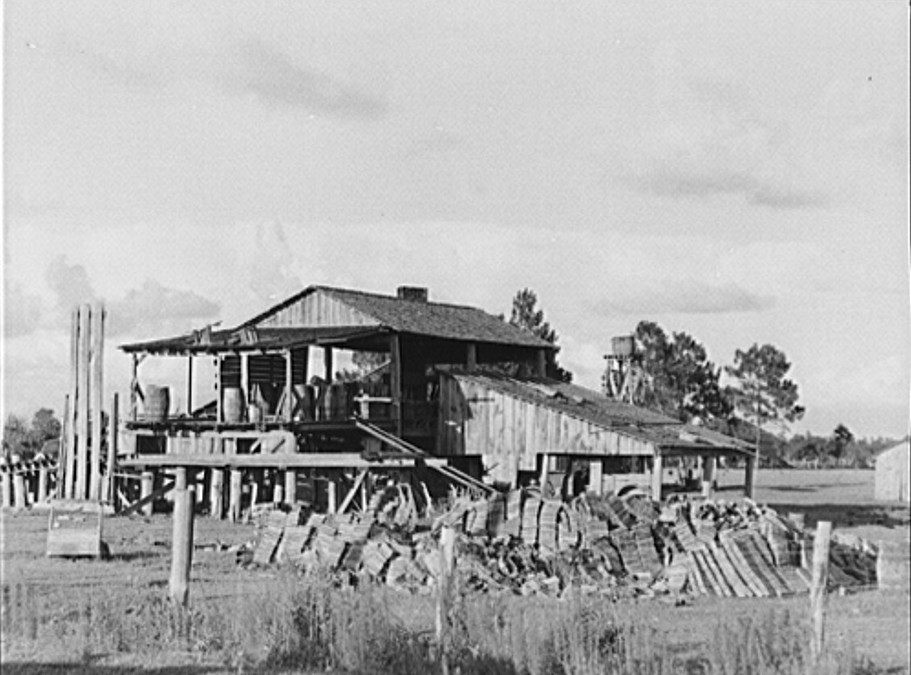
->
<box><xmin>505</xmin><ymin>289</ymin><xmax>904</xmax><ymax>468</ymax></box>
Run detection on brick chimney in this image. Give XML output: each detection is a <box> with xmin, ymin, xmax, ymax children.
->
<box><xmin>396</xmin><ymin>286</ymin><xmax>429</xmax><ymax>302</ymax></box>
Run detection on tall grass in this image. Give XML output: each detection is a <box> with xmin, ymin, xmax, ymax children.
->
<box><xmin>0</xmin><ymin>577</ymin><xmax>892</xmax><ymax>674</ymax></box>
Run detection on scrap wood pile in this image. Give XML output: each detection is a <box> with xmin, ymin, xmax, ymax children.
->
<box><xmin>245</xmin><ymin>484</ymin><xmax>879</xmax><ymax>599</ymax></box>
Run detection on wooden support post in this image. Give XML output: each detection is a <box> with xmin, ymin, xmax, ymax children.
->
<box><xmin>324</xmin><ymin>346</ymin><xmax>333</xmax><ymax>383</ymax></box>
<box><xmin>701</xmin><ymin>455</ymin><xmax>715</xmax><ymax>498</ymax></box>
<box><xmin>13</xmin><ymin>473</ymin><xmax>27</xmax><ymax>510</ymax></box>
<box><xmin>38</xmin><ymin>468</ymin><xmax>48</xmax><ymax>503</ymax></box>
<box><xmin>284</xmin><ymin>350</ymin><xmax>293</xmax><ymax>421</ymax></box>
<box><xmin>209</xmin><ymin>469</ymin><xmax>224</xmax><ymax>519</ymax></box>
<box><xmin>651</xmin><ymin>453</ymin><xmax>663</xmax><ymax>501</ymax></box>
<box><xmin>744</xmin><ymin>455</ymin><xmax>756</xmax><ymax>499</ymax></box>
<box><xmin>536</xmin><ymin>349</ymin><xmax>547</xmax><ymax>378</ymax></box>
<box><xmin>389</xmin><ymin>335</ymin><xmax>402</xmax><ymax>436</ymax></box>
<box><xmin>2</xmin><ymin>471</ymin><xmax>11</xmax><ymax>508</ymax></box>
<box><xmin>229</xmin><ymin>469</ymin><xmax>242</xmax><ymax>523</ymax></box>
<box><xmin>809</xmin><ymin>520</ymin><xmax>832</xmax><ymax>663</ymax></box>
<box><xmin>589</xmin><ymin>458</ymin><xmax>603</xmax><ymax>496</ymax></box>
<box><xmin>327</xmin><ymin>480</ymin><xmax>337</xmax><ymax>514</ymax></box>
<box><xmin>76</xmin><ymin>305</ymin><xmax>91</xmax><ymax>500</ymax></box>
<box><xmin>539</xmin><ymin>453</ymin><xmax>550</xmax><ymax>492</ymax></box>
<box><xmin>240</xmin><ymin>354</ymin><xmax>249</xmax><ymax>411</ymax></box>
<box><xmin>89</xmin><ymin>304</ymin><xmax>104</xmax><ymax>501</ymax></box>
<box><xmin>140</xmin><ymin>471</ymin><xmax>154</xmax><ymax>516</ymax></box>
<box><xmin>361</xmin><ymin>477</ymin><xmax>368</xmax><ymax>511</ymax></box>
<box><xmin>104</xmin><ymin>393</ymin><xmax>119</xmax><ymax>503</ymax></box>
<box><xmin>271</xmin><ymin>485</ymin><xmax>282</xmax><ymax>508</ymax></box>
<box><xmin>215</xmin><ymin>356</ymin><xmax>222</xmax><ymax>423</ymax></box>
<box><xmin>130</xmin><ymin>353</ymin><xmax>139</xmax><ymax>422</ymax></box>
<box><xmin>466</xmin><ymin>343</ymin><xmax>477</xmax><ymax>370</ymax></box>
<box><xmin>169</xmin><ymin>468</ymin><xmax>194</xmax><ymax>607</ymax></box>
<box><xmin>186</xmin><ymin>356</ymin><xmax>194</xmax><ymax>415</ymax></box>
<box><xmin>436</xmin><ymin>524</ymin><xmax>457</xmax><ymax>675</ymax></box>
<box><xmin>284</xmin><ymin>469</ymin><xmax>296</xmax><ymax>507</ymax></box>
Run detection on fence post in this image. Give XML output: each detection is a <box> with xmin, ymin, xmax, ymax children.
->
<box><xmin>2</xmin><ymin>470</ymin><xmax>12</xmax><ymax>508</ymax></box>
<box><xmin>436</xmin><ymin>524</ymin><xmax>457</xmax><ymax>675</ymax></box>
<box><xmin>140</xmin><ymin>471</ymin><xmax>154</xmax><ymax>516</ymax></box>
<box><xmin>13</xmin><ymin>472</ymin><xmax>27</xmax><ymax>510</ymax></box>
<box><xmin>809</xmin><ymin>520</ymin><xmax>831</xmax><ymax>663</ymax></box>
<box><xmin>169</xmin><ymin>468</ymin><xmax>194</xmax><ymax>606</ymax></box>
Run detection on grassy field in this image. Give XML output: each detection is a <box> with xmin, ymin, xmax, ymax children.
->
<box><xmin>1</xmin><ymin>469</ymin><xmax>908</xmax><ymax>674</ymax></box>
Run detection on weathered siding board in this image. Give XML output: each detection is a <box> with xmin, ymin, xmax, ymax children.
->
<box><xmin>437</xmin><ymin>374</ymin><xmax>657</xmax><ymax>463</ymax></box>
<box><xmin>257</xmin><ymin>291</ymin><xmax>380</xmax><ymax>329</ymax></box>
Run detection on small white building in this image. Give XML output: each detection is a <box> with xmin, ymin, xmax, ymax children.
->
<box><xmin>874</xmin><ymin>441</ymin><xmax>910</xmax><ymax>503</ymax></box>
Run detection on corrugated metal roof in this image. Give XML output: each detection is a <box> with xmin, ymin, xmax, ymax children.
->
<box><xmin>244</xmin><ymin>285</ymin><xmax>556</xmax><ymax>349</ymax></box>
<box><xmin>449</xmin><ymin>369</ymin><xmax>750</xmax><ymax>454</ymax></box>
<box><xmin>120</xmin><ymin>325</ymin><xmax>386</xmax><ymax>355</ymax></box>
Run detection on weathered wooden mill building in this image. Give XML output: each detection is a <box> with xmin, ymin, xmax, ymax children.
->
<box><xmin>117</xmin><ymin>285</ymin><xmax>752</xmax><ymax>517</ymax></box>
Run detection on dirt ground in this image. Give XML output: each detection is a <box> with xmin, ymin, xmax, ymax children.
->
<box><xmin>1</xmin><ymin>469</ymin><xmax>909</xmax><ymax>672</ymax></box>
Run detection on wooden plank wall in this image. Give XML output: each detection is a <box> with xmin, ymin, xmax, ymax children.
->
<box><xmin>437</xmin><ymin>374</ymin><xmax>655</xmax><ymax>475</ymax></box>
<box><xmin>256</xmin><ymin>291</ymin><xmax>380</xmax><ymax>328</ymax></box>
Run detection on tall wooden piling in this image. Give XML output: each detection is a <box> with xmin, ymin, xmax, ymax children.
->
<box><xmin>104</xmin><ymin>393</ymin><xmax>119</xmax><ymax>503</ymax></box>
<box><xmin>65</xmin><ymin>309</ymin><xmax>78</xmax><ymax>499</ymax></box>
<box><xmin>75</xmin><ymin>305</ymin><xmax>91</xmax><ymax>500</ymax></box>
<box><xmin>89</xmin><ymin>305</ymin><xmax>104</xmax><ymax>500</ymax></box>
<box><xmin>436</xmin><ymin>525</ymin><xmax>457</xmax><ymax>675</ymax></box>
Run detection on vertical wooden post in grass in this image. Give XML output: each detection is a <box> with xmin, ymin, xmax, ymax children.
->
<box><xmin>810</xmin><ymin>520</ymin><xmax>832</xmax><ymax>663</ymax></box>
<box><xmin>169</xmin><ymin>467</ymin><xmax>195</xmax><ymax>606</ymax></box>
<box><xmin>327</xmin><ymin>480</ymin><xmax>337</xmax><ymax>514</ymax></box>
<box><xmin>436</xmin><ymin>525</ymin><xmax>457</xmax><ymax>675</ymax></box>
<box><xmin>744</xmin><ymin>455</ymin><xmax>756</xmax><ymax>500</ymax></box>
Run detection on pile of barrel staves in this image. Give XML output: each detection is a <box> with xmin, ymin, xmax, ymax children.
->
<box><xmin>244</xmin><ymin>484</ymin><xmax>879</xmax><ymax>599</ymax></box>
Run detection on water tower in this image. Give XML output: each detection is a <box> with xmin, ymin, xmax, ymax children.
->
<box><xmin>602</xmin><ymin>335</ymin><xmax>639</xmax><ymax>404</ymax></box>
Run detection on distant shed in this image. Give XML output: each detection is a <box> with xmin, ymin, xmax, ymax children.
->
<box><xmin>874</xmin><ymin>441</ymin><xmax>910</xmax><ymax>502</ymax></box>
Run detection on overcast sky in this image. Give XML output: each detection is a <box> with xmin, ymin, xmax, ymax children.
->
<box><xmin>3</xmin><ymin>1</ymin><xmax>909</xmax><ymax>438</ymax></box>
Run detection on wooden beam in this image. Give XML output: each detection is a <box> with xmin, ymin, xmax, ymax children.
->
<box><xmin>651</xmin><ymin>453</ymin><xmax>663</xmax><ymax>501</ymax></box>
<box><xmin>89</xmin><ymin>304</ymin><xmax>104</xmax><ymax>501</ymax></box>
<box><xmin>120</xmin><ymin>452</ymin><xmax>446</xmax><ymax>469</ymax></box>
<box><xmin>120</xmin><ymin>475</ymin><xmax>175</xmax><ymax>517</ymax></box>
<box><xmin>215</xmin><ymin>355</ymin><xmax>222</xmax><ymax>423</ymax></box>
<box><xmin>337</xmin><ymin>469</ymin><xmax>368</xmax><ymax>514</ymax></box>
<box><xmin>130</xmin><ymin>353</ymin><xmax>139</xmax><ymax>422</ymax></box>
<box><xmin>103</xmin><ymin>393</ymin><xmax>119</xmax><ymax>503</ymax></box>
<box><xmin>62</xmin><ymin>394</ymin><xmax>73</xmax><ymax>500</ymax></box>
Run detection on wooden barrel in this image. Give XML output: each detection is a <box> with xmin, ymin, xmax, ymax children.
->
<box><xmin>143</xmin><ymin>385</ymin><xmax>170</xmax><ymax>421</ymax></box>
<box><xmin>223</xmin><ymin>387</ymin><xmax>245</xmax><ymax>423</ymax></box>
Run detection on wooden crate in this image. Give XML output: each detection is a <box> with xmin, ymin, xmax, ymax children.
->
<box><xmin>46</xmin><ymin>501</ymin><xmax>103</xmax><ymax>558</ymax></box>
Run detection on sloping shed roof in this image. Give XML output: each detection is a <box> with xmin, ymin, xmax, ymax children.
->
<box><xmin>449</xmin><ymin>369</ymin><xmax>752</xmax><ymax>455</ymax></box>
<box><xmin>120</xmin><ymin>325</ymin><xmax>387</xmax><ymax>355</ymax></box>
<box><xmin>244</xmin><ymin>285</ymin><xmax>556</xmax><ymax>349</ymax></box>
